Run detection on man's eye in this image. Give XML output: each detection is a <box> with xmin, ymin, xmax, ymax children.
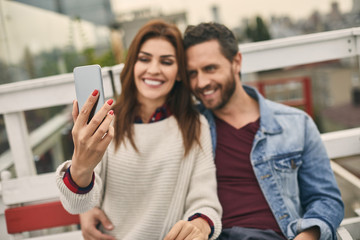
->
<box><xmin>187</xmin><ymin>71</ymin><xmax>197</xmax><ymax>78</ymax></box>
<box><xmin>205</xmin><ymin>65</ymin><xmax>216</xmax><ymax>71</ymax></box>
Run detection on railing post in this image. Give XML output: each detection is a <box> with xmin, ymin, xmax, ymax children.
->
<box><xmin>3</xmin><ymin>112</ymin><xmax>36</xmax><ymax>177</ymax></box>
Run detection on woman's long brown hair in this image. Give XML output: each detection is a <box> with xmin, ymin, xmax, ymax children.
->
<box><xmin>112</xmin><ymin>19</ymin><xmax>200</xmax><ymax>156</ymax></box>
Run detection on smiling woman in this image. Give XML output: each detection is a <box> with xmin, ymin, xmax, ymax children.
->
<box><xmin>55</xmin><ymin>19</ymin><xmax>222</xmax><ymax>240</ymax></box>
<box><xmin>113</xmin><ymin>19</ymin><xmax>196</xmax><ymax>155</ymax></box>
<box><xmin>134</xmin><ymin>38</ymin><xmax>179</xmax><ymax>121</ymax></box>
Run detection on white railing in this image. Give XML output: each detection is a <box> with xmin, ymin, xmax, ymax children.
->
<box><xmin>0</xmin><ymin>65</ymin><xmax>123</xmax><ymax>176</ymax></box>
<box><xmin>0</xmin><ymin>28</ymin><xmax>359</xmax><ymax>178</ymax></box>
<box><xmin>240</xmin><ymin>28</ymin><xmax>360</xmax><ymax>73</ymax></box>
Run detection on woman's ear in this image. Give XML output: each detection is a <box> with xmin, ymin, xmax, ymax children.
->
<box><xmin>176</xmin><ymin>74</ymin><xmax>181</xmax><ymax>82</ymax></box>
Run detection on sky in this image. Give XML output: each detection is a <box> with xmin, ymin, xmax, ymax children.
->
<box><xmin>111</xmin><ymin>0</ymin><xmax>353</xmax><ymax>28</ymax></box>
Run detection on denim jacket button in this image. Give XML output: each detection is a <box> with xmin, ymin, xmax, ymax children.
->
<box><xmin>261</xmin><ymin>174</ymin><xmax>271</xmax><ymax>179</ymax></box>
<box><xmin>291</xmin><ymin>159</ymin><xmax>296</xmax><ymax>169</ymax></box>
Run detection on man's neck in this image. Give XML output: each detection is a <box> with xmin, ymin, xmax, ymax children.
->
<box><xmin>213</xmin><ymin>85</ymin><xmax>260</xmax><ymax>129</ymax></box>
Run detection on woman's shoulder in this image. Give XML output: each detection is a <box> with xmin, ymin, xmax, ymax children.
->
<box><xmin>199</xmin><ymin>114</ymin><xmax>210</xmax><ymax>128</ymax></box>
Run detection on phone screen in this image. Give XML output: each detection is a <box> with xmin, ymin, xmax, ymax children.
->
<box><xmin>73</xmin><ymin>64</ymin><xmax>105</xmax><ymax>123</ymax></box>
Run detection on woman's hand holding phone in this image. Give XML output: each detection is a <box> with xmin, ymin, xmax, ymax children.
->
<box><xmin>70</xmin><ymin>89</ymin><xmax>114</xmax><ymax>187</ymax></box>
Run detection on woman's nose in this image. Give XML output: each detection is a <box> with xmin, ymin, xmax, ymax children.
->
<box><xmin>147</xmin><ymin>61</ymin><xmax>160</xmax><ymax>75</ymax></box>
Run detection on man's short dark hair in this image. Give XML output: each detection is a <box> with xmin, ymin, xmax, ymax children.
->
<box><xmin>183</xmin><ymin>22</ymin><xmax>239</xmax><ymax>62</ymax></box>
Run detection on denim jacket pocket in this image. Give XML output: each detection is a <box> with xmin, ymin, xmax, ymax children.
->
<box><xmin>271</xmin><ymin>153</ymin><xmax>303</xmax><ymax>197</ymax></box>
<box><xmin>272</xmin><ymin>153</ymin><xmax>302</xmax><ymax>172</ymax></box>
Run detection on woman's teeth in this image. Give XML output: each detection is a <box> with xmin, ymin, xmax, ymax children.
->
<box><xmin>144</xmin><ymin>79</ymin><xmax>162</xmax><ymax>86</ymax></box>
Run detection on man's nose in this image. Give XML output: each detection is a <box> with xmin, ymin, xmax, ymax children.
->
<box><xmin>196</xmin><ymin>72</ymin><xmax>211</xmax><ymax>89</ymax></box>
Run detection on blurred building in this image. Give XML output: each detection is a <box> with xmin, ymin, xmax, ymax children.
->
<box><xmin>261</xmin><ymin>1</ymin><xmax>360</xmax><ymax>40</ymax></box>
<box><xmin>0</xmin><ymin>0</ymin><xmax>112</xmax><ymax>82</ymax></box>
<box><xmin>353</xmin><ymin>0</ymin><xmax>360</xmax><ymax>12</ymax></box>
<box><xmin>13</xmin><ymin>0</ymin><xmax>115</xmax><ymax>26</ymax></box>
<box><xmin>116</xmin><ymin>9</ymin><xmax>187</xmax><ymax>49</ymax></box>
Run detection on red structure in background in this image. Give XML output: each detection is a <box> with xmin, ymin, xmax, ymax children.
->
<box><xmin>247</xmin><ymin>76</ymin><xmax>313</xmax><ymax>118</ymax></box>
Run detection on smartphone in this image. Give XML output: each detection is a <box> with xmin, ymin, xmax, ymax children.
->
<box><xmin>73</xmin><ymin>64</ymin><xmax>105</xmax><ymax>123</ymax></box>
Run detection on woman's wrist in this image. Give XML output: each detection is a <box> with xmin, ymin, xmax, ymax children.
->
<box><xmin>69</xmin><ymin>164</ymin><xmax>94</xmax><ymax>187</ymax></box>
<box><xmin>63</xmin><ymin>166</ymin><xmax>95</xmax><ymax>194</ymax></box>
<box><xmin>190</xmin><ymin>218</ymin><xmax>211</xmax><ymax>236</ymax></box>
<box><xmin>188</xmin><ymin>213</ymin><xmax>214</xmax><ymax>238</ymax></box>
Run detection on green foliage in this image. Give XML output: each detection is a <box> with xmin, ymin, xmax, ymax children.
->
<box><xmin>82</xmin><ymin>47</ymin><xmax>117</xmax><ymax>67</ymax></box>
<box><xmin>38</xmin><ymin>49</ymin><xmax>62</xmax><ymax>76</ymax></box>
<box><xmin>0</xmin><ymin>61</ymin><xmax>13</xmax><ymax>84</ymax></box>
<box><xmin>97</xmin><ymin>50</ymin><xmax>117</xmax><ymax>67</ymax></box>
<box><xmin>24</xmin><ymin>47</ymin><xmax>36</xmax><ymax>78</ymax></box>
<box><xmin>245</xmin><ymin>16</ymin><xmax>271</xmax><ymax>42</ymax></box>
<box><xmin>16</xmin><ymin>45</ymin><xmax>117</xmax><ymax>79</ymax></box>
<box><xmin>83</xmin><ymin>48</ymin><xmax>96</xmax><ymax>64</ymax></box>
<box><xmin>63</xmin><ymin>48</ymin><xmax>83</xmax><ymax>72</ymax></box>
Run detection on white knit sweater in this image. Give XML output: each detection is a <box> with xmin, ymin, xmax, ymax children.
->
<box><xmin>56</xmin><ymin>115</ymin><xmax>222</xmax><ymax>240</ymax></box>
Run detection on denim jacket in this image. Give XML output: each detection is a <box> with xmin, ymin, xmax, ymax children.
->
<box><xmin>199</xmin><ymin>85</ymin><xmax>344</xmax><ymax>240</ymax></box>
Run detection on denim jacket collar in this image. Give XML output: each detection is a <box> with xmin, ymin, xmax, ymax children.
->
<box><xmin>197</xmin><ymin>85</ymin><xmax>283</xmax><ymax>153</ymax></box>
<box><xmin>243</xmin><ymin>85</ymin><xmax>282</xmax><ymax>135</ymax></box>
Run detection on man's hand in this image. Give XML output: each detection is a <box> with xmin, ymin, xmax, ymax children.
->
<box><xmin>80</xmin><ymin>207</ymin><xmax>115</xmax><ymax>240</ymax></box>
<box><xmin>294</xmin><ymin>226</ymin><xmax>320</xmax><ymax>240</ymax></box>
<box><xmin>164</xmin><ymin>218</ymin><xmax>210</xmax><ymax>240</ymax></box>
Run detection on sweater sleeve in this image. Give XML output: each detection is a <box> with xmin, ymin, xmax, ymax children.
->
<box><xmin>55</xmin><ymin>152</ymin><xmax>108</xmax><ymax>215</ymax></box>
<box><xmin>183</xmin><ymin>115</ymin><xmax>223</xmax><ymax>240</ymax></box>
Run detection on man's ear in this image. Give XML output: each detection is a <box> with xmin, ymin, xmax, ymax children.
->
<box><xmin>232</xmin><ymin>52</ymin><xmax>242</xmax><ymax>75</ymax></box>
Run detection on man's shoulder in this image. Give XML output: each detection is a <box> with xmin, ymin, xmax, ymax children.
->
<box><xmin>265</xmin><ymin>98</ymin><xmax>308</xmax><ymax>117</ymax></box>
<box><xmin>261</xmin><ymin>98</ymin><xmax>315</xmax><ymax>132</ymax></box>
<box><xmin>244</xmin><ymin>85</ymin><xmax>309</xmax><ymax>118</ymax></box>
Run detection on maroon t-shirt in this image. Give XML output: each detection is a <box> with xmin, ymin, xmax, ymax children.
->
<box><xmin>215</xmin><ymin>117</ymin><xmax>284</xmax><ymax>237</ymax></box>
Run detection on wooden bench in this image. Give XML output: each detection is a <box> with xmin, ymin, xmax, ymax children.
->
<box><xmin>2</xmin><ymin>171</ymin><xmax>360</xmax><ymax>240</ymax></box>
<box><xmin>0</xmin><ymin>128</ymin><xmax>359</xmax><ymax>239</ymax></box>
<box><xmin>1</xmin><ymin>171</ymin><xmax>82</xmax><ymax>240</ymax></box>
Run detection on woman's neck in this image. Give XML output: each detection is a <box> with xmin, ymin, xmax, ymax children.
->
<box><xmin>138</xmin><ymin>100</ymin><xmax>166</xmax><ymax>123</ymax></box>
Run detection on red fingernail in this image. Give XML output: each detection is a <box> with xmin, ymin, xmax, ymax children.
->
<box><xmin>107</xmin><ymin>99</ymin><xmax>113</xmax><ymax>105</ymax></box>
<box><xmin>92</xmin><ymin>89</ymin><xmax>99</xmax><ymax>96</ymax></box>
<box><xmin>109</xmin><ymin>110</ymin><xmax>114</xmax><ymax>115</ymax></box>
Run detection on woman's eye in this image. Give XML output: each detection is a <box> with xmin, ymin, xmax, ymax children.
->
<box><xmin>138</xmin><ymin>57</ymin><xmax>149</xmax><ymax>62</ymax></box>
<box><xmin>162</xmin><ymin>60</ymin><xmax>174</xmax><ymax>65</ymax></box>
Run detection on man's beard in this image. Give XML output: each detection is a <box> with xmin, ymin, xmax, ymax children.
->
<box><xmin>196</xmin><ymin>70</ymin><xmax>236</xmax><ymax>111</ymax></box>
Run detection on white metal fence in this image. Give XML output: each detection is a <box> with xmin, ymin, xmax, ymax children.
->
<box><xmin>0</xmin><ymin>26</ymin><xmax>360</xmax><ymax>240</ymax></box>
<box><xmin>0</xmin><ymin>28</ymin><xmax>359</xmax><ymax>179</ymax></box>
